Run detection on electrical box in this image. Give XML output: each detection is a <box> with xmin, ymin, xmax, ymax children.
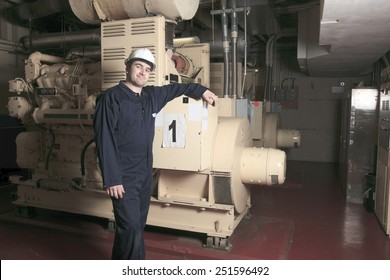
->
<box><xmin>339</xmin><ymin>88</ymin><xmax>378</xmax><ymax>203</ymax></box>
<box><xmin>376</xmin><ymin>69</ymin><xmax>390</xmax><ymax>235</ymax></box>
<box><xmin>249</xmin><ymin>101</ymin><xmax>264</xmax><ymax>140</ymax></box>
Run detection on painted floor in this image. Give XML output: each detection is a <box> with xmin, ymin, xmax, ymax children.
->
<box><xmin>0</xmin><ymin>161</ymin><xmax>389</xmax><ymax>260</ymax></box>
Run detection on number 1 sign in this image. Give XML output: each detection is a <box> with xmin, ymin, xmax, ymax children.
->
<box><xmin>162</xmin><ymin>114</ymin><xmax>186</xmax><ymax>148</ymax></box>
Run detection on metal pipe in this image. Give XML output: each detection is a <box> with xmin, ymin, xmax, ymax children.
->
<box><xmin>230</xmin><ymin>0</ymin><xmax>238</xmax><ymax>99</ymax></box>
<box><xmin>173</xmin><ymin>36</ymin><xmax>200</xmax><ymax>47</ymax></box>
<box><xmin>264</xmin><ymin>35</ymin><xmax>276</xmax><ymax>101</ymax></box>
<box><xmin>268</xmin><ymin>36</ymin><xmax>276</xmax><ymax>100</ymax></box>
<box><xmin>80</xmin><ymin>138</ymin><xmax>95</xmax><ymax>186</ymax></box>
<box><xmin>32</xmin><ymin>108</ymin><xmax>94</xmax><ymax>125</ymax></box>
<box><xmin>66</xmin><ymin>46</ymin><xmax>102</xmax><ymax>60</ymax></box>
<box><xmin>274</xmin><ymin>0</ymin><xmax>320</xmax><ymax>15</ymax></box>
<box><xmin>241</xmin><ymin>0</ymin><xmax>248</xmax><ymax>98</ymax></box>
<box><xmin>28</xmin><ymin>51</ymin><xmax>66</xmax><ymax>64</ymax></box>
<box><xmin>37</xmin><ymin>178</ymin><xmax>73</xmax><ymax>192</ymax></box>
<box><xmin>221</xmin><ymin>0</ymin><xmax>230</xmax><ymax>98</ymax></box>
<box><xmin>196</xmin><ymin>29</ymin><xmax>246</xmax><ymax>60</ymax></box>
<box><xmin>382</xmin><ymin>54</ymin><xmax>390</xmax><ymax>67</ymax></box>
<box><xmin>21</xmin><ymin>29</ymin><xmax>101</xmax><ymax>49</ymax></box>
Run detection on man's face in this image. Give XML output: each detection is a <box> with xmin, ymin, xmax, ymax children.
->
<box><xmin>126</xmin><ymin>60</ymin><xmax>151</xmax><ymax>88</ymax></box>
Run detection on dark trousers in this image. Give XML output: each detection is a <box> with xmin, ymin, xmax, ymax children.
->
<box><xmin>110</xmin><ymin>176</ymin><xmax>152</xmax><ymax>260</ymax></box>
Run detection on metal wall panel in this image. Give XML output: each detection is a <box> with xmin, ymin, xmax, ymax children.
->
<box><xmin>376</xmin><ymin>68</ymin><xmax>390</xmax><ymax>235</ymax></box>
<box><xmin>340</xmin><ymin>88</ymin><xmax>378</xmax><ymax>203</ymax></box>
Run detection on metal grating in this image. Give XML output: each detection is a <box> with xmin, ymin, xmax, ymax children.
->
<box><xmin>213</xmin><ymin>175</ymin><xmax>233</xmax><ymax>205</ymax></box>
<box><xmin>102</xmin><ymin>71</ymin><xmax>125</xmax><ymax>84</ymax></box>
<box><xmin>101</xmin><ymin>23</ymin><xmax>127</xmax><ymax>62</ymax></box>
<box><xmin>382</xmin><ymin>100</ymin><xmax>389</xmax><ymax>111</ymax></box>
<box><xmin>101</xmin><ymin>16</ymin><xmax>165</xmax><ymax>89</ymax></box>
<box><xmin>271</xmin><ymin>175</ymin><xmax>279</xmax><ymax>185</ymax></box>
<box><xmin>102</xmin><ymin>48</ymin><xmax>127</xmax><ymax>61</ymax></box>
<box><xmin>131</xmin><ymin>20</ymin><xmax>157</xmax><ymax>35</ymax></box>
<box><xmin>101</xmin><ymin>23</ymin><xmax>126</xmax><ymax>38</ymax></box>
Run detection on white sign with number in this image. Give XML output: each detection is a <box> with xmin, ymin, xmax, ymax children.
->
<box><xmin>162</xmin><ymin>114</ymin><xmax>186</xmax><ymax>148</ymax></box>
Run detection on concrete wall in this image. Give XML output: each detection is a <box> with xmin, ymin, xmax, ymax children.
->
<box><xmin>242</xmin><ymin>46</ymin><xmax>372</xmax><ymax>163</ymax></box>
<box><xmin>275</xmin><ymin>49</ymin><xmax>371</xmax><ymax>163</ymax></box>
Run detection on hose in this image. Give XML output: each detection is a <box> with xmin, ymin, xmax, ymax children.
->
<box><xmin>80</xmin><ymin>138</ymin><xmax>95</xmax><ymax>186</ymax></box>
<box><xmin>45</xmin><ymin>128</ymin><xmax>55</xmax><ymax>171</ymax></box>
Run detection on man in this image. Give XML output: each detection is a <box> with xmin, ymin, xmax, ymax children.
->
<box><xmin>93</xmin><ymin>48</ymin><xmax>218</xmax><ymax>259</ymax></box>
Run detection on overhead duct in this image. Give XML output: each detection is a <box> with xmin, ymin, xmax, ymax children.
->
<box><xmin>297</xmin><ymin>0</ymin><xmax>390</xmax><ymax>77</ymax></box>
<box><xmin>297</xmin><ymin>5</ymin><xmax>329</xmax><ymax>75</ymax></box>
<box><xmin>68</xmin><ymin>0</ymin><xmax>200</xmax><ymax>24</ymax></box>
<box><xmin>236</xmin><ymin>0</ymin><xmax>279</xmax><ymax>36</ymax></box>
<box><xmin>13</xmin><ymin>0</ymin><xmax>71</xmax><ymax>21</ymax></box>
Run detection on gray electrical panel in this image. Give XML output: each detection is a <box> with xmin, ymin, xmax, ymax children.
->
<box><xmin>339</xmin><ymin>88</ymin><xmax>378</xmax><ymax>203</ymax></box>
<box><xmin>376</xmin><ymin>67</ymin><xmax>390</xmax><ymax>235</ymax></box>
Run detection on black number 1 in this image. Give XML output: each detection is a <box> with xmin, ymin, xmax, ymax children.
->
<box><xmin>168</xmin><ymin>120</ymin><xmax>176</xmax><ymax>142</ymax></box>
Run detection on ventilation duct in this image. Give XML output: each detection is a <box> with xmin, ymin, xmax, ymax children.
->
<box><xmin>68</xmin><ymin>0</ymin><xmax>200</xmax><ymax>24</ymax></box>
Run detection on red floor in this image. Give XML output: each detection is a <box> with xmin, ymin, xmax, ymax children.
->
<box><xmin>0</xmin><ymin>161</ymin><xmax>389</xmax><ymax>260</ymax></box>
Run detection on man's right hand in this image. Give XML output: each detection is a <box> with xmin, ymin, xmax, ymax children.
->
<box><xmin>107</xmin><ymin>184</ymin><xmax>125</xmax><ymax>199</ymax></box>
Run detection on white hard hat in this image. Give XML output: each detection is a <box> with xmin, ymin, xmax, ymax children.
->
<box><xmin>124</xmin><ymin>48</ymin><xmax>156</xmax><ymax>71</ymax></box>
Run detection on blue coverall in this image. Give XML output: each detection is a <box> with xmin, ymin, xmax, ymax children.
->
<box><xmin>93</xmin><ymin>80</ymin><xmax>208</xmax><ymax>259</ymax></box>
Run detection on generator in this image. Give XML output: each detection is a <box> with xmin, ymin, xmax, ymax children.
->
<box><xmin>7</xmin><ymin>0</ymin><xmax>287</xmax><ymax>249</ymax></box>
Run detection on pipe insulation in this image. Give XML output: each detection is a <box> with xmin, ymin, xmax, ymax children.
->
<box><xmin>28</xmin><ymin>51</ymin><xmax>66</xmax><ymax>64</ymax></box>
<box><xmin>68</xmin><ymin>0</ymin><xmax>200</xmax><ymax>24</ymax></box>
<box><xmin>21</xmin><ymin>29</ymin><xmax>101</xmax><ymax>49</ymax></box>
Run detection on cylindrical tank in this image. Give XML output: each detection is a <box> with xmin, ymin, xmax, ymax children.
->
<box><xmin>32</xmin><ymin>108</ymin><xmax>94</xmax><ymax>125</ymax></box>
<box><xmin>264</xmin><ymin>112</ymin><xmax>301</xmax><ymax>149</ymax></box>
<box><xmin>212</xmin><ymin>117</ymin><xmax>251</xmax><ymax>214</ymax></box>
<box><xmin>69</xmin><ymin>0</ymin><xmax>200</xmax><ymax>24</ymax></box>
<box><xmin>277</xmin><ymin>129</ymin><xmax>301</xmax><ymax>148</ymax></box>
<box><xmin>240</xmin><ymin>147</ymin><xmax>286</xmax><ymax>185</ymax></box>
<box><xmin>7</xmin><ymin>96</ymin><xmax>32</xmax><ymax>120</ymax></box>
<box><xmin>212</xmin><ymin>117</ymin><xmax>286</xmax><ymax>214</ymax></box>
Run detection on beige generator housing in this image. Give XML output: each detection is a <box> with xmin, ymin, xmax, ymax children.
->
<box><xmin>8</xmin><ymin>6</ymin><xmax>287</xmax><ymax>249</ymax></box>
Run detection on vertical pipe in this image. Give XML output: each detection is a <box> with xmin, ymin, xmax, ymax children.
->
<box><xmin>241</xmin><ymin>0</ymin><xmax>248</xmax><ymax>98</ymax></box>
<box><xmin>268</xmin><ymin>36</ymin><xmax>276</xmax><ymax>100</ymax></box>
<box><xmin>264</xmin><ymin>37</ymin><xmax>271</xmax><ymax>101</ymax></box>
<box><xmin>264</xmin><ymin>35</ymin><xmax>276</xmax><ymax>101</ymax></box>
<box><xmin>230</xmin><ymin>0</ymin><xmax>238</xmax><ymax>99</ymax></box>
<box><xmin>221</xmin><ymin>0</ymin><xmax>230</xmax><ymax>98</ymax></box>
